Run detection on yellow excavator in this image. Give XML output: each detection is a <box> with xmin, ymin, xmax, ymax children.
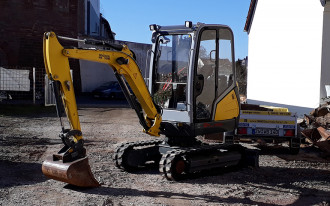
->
<box><xmin>42</xmin><ymin>22</ymin><xmax>258</xmax><ymax>187</ymax></box>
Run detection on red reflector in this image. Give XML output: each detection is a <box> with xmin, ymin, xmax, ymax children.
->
<box><xmin>238</xmin><ymin>127</ymin><xmax>247</xmax><ymax>134</ymax></box>
<box><xmin>284</xmin><ymin>129</ymin><xmax>295</xmax><ymax>136</ymax></box>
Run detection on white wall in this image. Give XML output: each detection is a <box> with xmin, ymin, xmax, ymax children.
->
<box><xmin>78</xmin><ymin>40</ymin><xmax>116</xmax><ymax>92</ymax></box>
<box><xmin>320</xmin><ymin>3</ymin><xmax>330</xmax><ymax>100</ymax></box>
<box><xmin>247</xmin><ymin>0</ymin><xmax>324</xmax><ymax>111</ymax></box>
<box><xmin>79</xmin><ymin>60</ymin><xmax>115</xmax><ymax>92</ymax></box>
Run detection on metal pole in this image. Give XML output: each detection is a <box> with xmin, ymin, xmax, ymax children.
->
<box><xmin>57</xmin><ymin>35</ymin><xmax>85</xmax><ymax>43</ymax></box>
<box><xmin>33</xmin><ymin>67</ymin><xmax>35</xmax><ymax>104</ymax></box>
<box><xmin>44</xmin><ymin>74</ymin><xmax>47</xmax><ymax>106</ymax></box>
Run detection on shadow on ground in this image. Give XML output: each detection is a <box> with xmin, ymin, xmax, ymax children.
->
<box><xmin>0</xmin><ymin>160</ymin><xmax>47</xmax><ymax>188</ymax></box>
<box><xmin>64</xmin><ymin>165</ymin><xmax>330</xmax><ymax>205</ymax></box>
<box><xmin>257</xmin><ymin>144</ymin><xmax>330</xmax><ymax>162</ymax></box>
<box><xmin>0</xmin><ymin>105</ymin><xmax>57</xmax><ymax>118</ymax></box>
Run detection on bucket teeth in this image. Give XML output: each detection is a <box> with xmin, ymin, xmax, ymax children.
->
<box><xmin>42</xmin><ymin>156</ymin><xmax>100</xmax><ymax>187</ymax></box>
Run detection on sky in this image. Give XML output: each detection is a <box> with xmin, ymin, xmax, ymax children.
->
<box><xmin>100</xmin><ymin>0</ymin><xmax>251</xmax><ymax>60</ymax></box>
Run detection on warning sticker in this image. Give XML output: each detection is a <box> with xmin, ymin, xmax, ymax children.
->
<box><xmin>239</xmin><ymin>119</ymin><xmax>295</xmax><ymax>125</ymax></box>
<box><xmin>241</xmin><ymin>110</ymin><xmax>292</xmax><ymax>116</ymax></box>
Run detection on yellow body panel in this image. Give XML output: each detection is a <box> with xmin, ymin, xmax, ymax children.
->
<box><xmin>241</xmin><ymin>110</ymin><xmax>291</xmax><ymax>116</ymax></box>
<box><xmin>214</xmin><ymin>90</ymin><xmax>239</xmax><ymax>121</ymax></box>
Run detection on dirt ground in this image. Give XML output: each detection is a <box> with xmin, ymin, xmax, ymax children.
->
<box><xmin>0</xmin><ymin>106</ymin><xmax>330</xmax><ymax>206</ymax></box>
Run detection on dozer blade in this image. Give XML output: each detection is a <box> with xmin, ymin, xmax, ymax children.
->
<box><xmin>42</xmin><ymin>156</ymin><xmax>100</xmax><ymax>187</ymax></box>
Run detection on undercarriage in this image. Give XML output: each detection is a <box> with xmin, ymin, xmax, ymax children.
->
<box><xmin>114</xmin><ymin>136</ymin><xmax>259</xmax><ymax>180</ymax></box>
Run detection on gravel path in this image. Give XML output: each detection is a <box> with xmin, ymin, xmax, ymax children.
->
<box><xmin>0</xmin><ymin>107</ymin><xmax>329</xmax><ymax>206</ymax></box>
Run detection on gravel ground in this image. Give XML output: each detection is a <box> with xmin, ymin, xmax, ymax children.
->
<box><xmin>0</xmin><ymin>106</ymin><xmax>329</xmax><ymax>206</ymax></box>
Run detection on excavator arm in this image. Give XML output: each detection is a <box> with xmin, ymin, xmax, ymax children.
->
<box><xmin>42</xmin><ymin>32</ymin><xmax>162</xmax><ymax>187</ymax></box>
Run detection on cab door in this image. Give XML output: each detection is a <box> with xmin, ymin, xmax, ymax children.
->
<box><xmin>193</xmin><ymin>26</ymin><xmax>239</xmax><ymax>133</ymax></box>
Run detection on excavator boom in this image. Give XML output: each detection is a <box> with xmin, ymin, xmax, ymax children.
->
<box><xmin>42</xmin><ymin>32</ymin><xmax>161</xmax><ymax>187</ymax></box>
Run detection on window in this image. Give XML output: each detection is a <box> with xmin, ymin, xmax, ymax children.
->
<box><xmin>153</xmin><ymin>34</ymin><xmax>191</xmax><ymax>110</ymax></box>
<box><xmin>218</xmin><ymin>28</ymin><xmax>233</xmax><ymax>96</ymax></box>
<box><xmin>196</xmin><ymin>30</ymin><xmax>216</xmax><ymax>119</ymax></box>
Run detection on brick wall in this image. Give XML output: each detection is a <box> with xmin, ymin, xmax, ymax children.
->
<box><xmin>0</xmin><ymin>0</ymin><xmax>85</xmax><ymax>93</ymax></box>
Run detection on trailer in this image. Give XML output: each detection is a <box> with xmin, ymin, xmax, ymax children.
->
<box><xmin>237</xmin><ymin>104</ymin><xmax>301</xmax><ymax>154</ymax></box>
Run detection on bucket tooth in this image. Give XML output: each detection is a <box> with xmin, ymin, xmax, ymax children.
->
<box><xmin>42</xmin><ymin>156</ymin><xmax>100</xmax><ymax>187</ymax></box>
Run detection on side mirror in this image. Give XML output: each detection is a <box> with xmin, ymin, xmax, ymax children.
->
<box><xmin>195</xmin><ymin>74</ymin><xmax>204</xmax><ymax>97</ymax></box>
<box><xmin>159</xmin><ymin>36</ymin><xmax>170</xmax><ymax>44</ymax></box>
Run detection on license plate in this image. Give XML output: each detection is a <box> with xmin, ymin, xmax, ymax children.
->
<box><xmin>255</xmin><ymin>128</ymin><xmax>278</xmax><ymax>136</ymax></box>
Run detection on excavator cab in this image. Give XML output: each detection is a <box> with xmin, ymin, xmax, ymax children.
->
<box><xmin>149</xmin><ymin>22</ymin><xmax>240</xmax><ymax>140</ymax></box>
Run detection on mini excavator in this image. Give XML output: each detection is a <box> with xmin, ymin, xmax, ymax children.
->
<box><xmin>42</xmin><ymin>22</ymin><xmax>259</xmax><ymax>187</ymax></box>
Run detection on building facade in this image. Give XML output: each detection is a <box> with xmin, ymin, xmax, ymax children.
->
<box><xmin>78</xmin><ymin>40</ymin><xmax>151</xmax><ymax>92</ymax></box>
<box><xmin>245</xmin><ymin>0</ymin><xmax>330</xmax><ymax>115</ymax></box>
<box><xmin>0</xmin><ymin>0</ymin><xmax>85</xmax><ymax>68</ymax></box>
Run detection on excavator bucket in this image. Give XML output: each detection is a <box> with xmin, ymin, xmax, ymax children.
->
<box><xmin>42</xmin><ymin>156</ymin><xmax>100</xmax><ymax>187</ymax></box>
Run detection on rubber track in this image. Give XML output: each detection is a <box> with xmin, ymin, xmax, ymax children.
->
<box><xmin>114</xmin><ymin>139</ymin><xmax>164</xmax><ymax>170</ymax></box>
<box><xmin>159</xmin><ymin>144</ymin><xmax>241</xmax><ymax>181</ymax></box>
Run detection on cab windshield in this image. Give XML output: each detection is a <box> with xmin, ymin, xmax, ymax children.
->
<box><xmin>153</xmin><ymin>34</ymin><xmax>192</xmax><ymax>110</ymax></box>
